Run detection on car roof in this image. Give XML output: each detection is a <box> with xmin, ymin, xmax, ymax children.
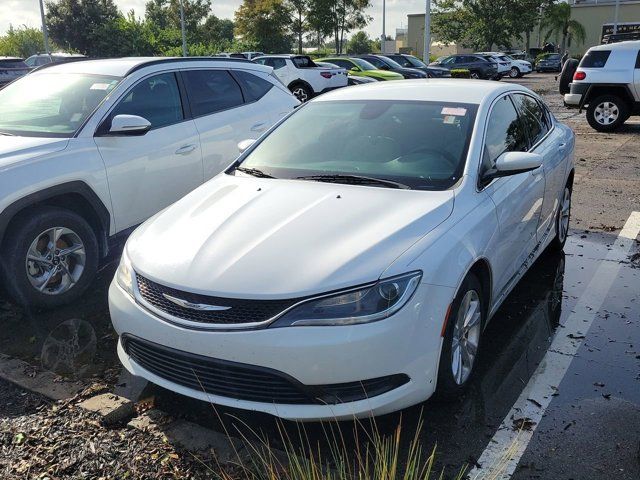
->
<box><xmin>312</xmin><ymin>79</ymin><xmax>530</xmax><ymax>104</ymax></box>
<box><xmin>0</xmin><ymin>56</ymin><xmax>24</xmax><ymax>61</ymax></box>
<box><xmin>589</xmin><ymin>40</ymin><xmax>640</xmax><ymax>51</ymax></box>
<box><xmin>255</xmin><ymin>54</ymin><xmax>308</xmax><ymax>58</ymax></box>
<box><xmin>29</xmin><ymin>56</ymin><xmax>263</xmax><ymax>77</ymax></box>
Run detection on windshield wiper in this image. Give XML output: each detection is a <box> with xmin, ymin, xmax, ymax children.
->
<box><xmin>235</xmin><ymin>166</ymin><xmax>275</xmax><ymax>178</ymax></box>
<box><xmin>295</xmin><ymin>174</ymin><xmax>410</xmax><ymax>189</ymax></box>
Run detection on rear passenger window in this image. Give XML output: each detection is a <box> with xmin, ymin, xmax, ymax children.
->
<box><xmin>482</xmin><ymin>96</ymin><xmax>528</xmax><ymax>175</ymax></box>
<box><xmin>182</xmin><ymin>70</ymin><xmax>244</xmax><ymax>117</ymax></box>
<box><xmin>233</xmin><ymin>70</ymin><xmax>273</xmax><ymax>102</ymax></box>
<box><xmin>511</xmin><ymin>93</ymin><xmax>549</xmax><ymax>147</ymax></box>
<box><xmin>636</xmin><ymin>51</ymin><xmax>640</xmax><ymax>68</ymax></box>
<box><xmin>579</xmin><ymin>50</ymin><xmax>611</xmax><ymax>68</ymax></box>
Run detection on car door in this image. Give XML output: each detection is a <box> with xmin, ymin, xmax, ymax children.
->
<box><xmin>94</xmin><ymin>71</ymin><xmax>203</xmax><ymax>231</ymax></box>
<box><xmin>181</xmin><ymin>68</ymin><xmax>271</xmax><ymax>180</ymax></box>
<box><xmin>481</xmin><ymin>94</ymin><xmax>546</xmax><ymax>297</ymax></box>
<box><xmin>634</xmin><ymin>50</ymin><xmax>640</xmax><ymax>99</ymax></box>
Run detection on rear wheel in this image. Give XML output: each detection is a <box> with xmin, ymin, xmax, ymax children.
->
<box><xmin>470</xmin><ymin>71</ymin><xmax>480</xmax><ymax>80</ymax></box>
<box><xmin>436</xmin><ymin>273</ymin><xmax>484</xmax><ymax>398</ymax></box>
<box><xmin>586</xmin><ymin>95</ymin><xmax>628</xmax><ymax>132</ymax></box>
<box><xmin>290</xmin><ymin>83</ymin><xmax>312</xmax><ymax>103</ymax></box>
<box><xmin>2</xmin><ymin>207</ymin><xmax>99</xmax><ymax>309</ymax></box>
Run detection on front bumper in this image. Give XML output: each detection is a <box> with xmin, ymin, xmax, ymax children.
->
<box><xmin>109</xmin><ymin>279</ymin><xmax>453</xmax><ymax>421</ymax></box>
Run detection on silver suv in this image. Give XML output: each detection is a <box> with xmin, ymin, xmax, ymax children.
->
<box><xmin>564</xmin><ymin>41</ymin><xmax>640</xmax><ymax>132</ymax></box>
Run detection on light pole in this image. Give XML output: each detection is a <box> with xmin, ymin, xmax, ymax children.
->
<box><xmin>381</xmin><ymin>0</ymin><xmax>386</xmax><ymax>54</ymax></box>
<box><xmin>38</xmin><ymin>0</ymin><xmax>50</xmax><ymax>55</ymax></box>
<box><xmin>613</xmin><ymin>0</ymin><xmax>621</xmax><ymax>34</ymax></box>
<box><xmin>180</xmin><ymin>0</ymin><xmax>187</xmax><ymax>57</ymax></box>
<box><xmin>423</xmin><ymin>0</ymin><xmax>431</xmax><ymax>62</ymax></box>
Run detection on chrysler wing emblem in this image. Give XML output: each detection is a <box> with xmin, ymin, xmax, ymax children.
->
<box><xmin>162</xmin><ymin>293</ymin><xmax>231</xmax><ymax>311</ymax></box>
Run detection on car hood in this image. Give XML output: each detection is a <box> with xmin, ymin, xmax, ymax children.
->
<box><xmin>394</xmin><ymin>67</ymin><xmax>426</xmax><ymax>77</ymax></box>
<box><xmin>128</xmin><ymin>175</ymin><xmax>454</xmax><ymax>298</ymax></box>
<box><xmin>0</xmin><ymin>136</ymin><xmax>69</xmax><ymax>170</ymax></box>
<box><xmin>366</xmin><ymin>69</ymin><xmax>404</xmax><ymax>79</ymax></box>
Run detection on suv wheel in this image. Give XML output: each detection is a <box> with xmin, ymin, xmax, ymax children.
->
<box><xmin>586</xmin><ymin>95</ymin><xmax>628</xmax><ymax>132</ymax></box>
<box><xmin>436</xmin><ymin>273</ymin><xmax>484</xmax><ymax>398</ymax></box>
<box><xmin>509</xmin><ymin>66</ymin><xmax>520</xmax><ymax>78</ymax></box>
<box><xmin>2</xmin><ymin>207</ymin><xmax>99</xmax><ymax>309</ymax></box>
<box><xmin>290</xmin><ymin>84</ymin><xmax>312</xmax><ymax>103</ymax></box>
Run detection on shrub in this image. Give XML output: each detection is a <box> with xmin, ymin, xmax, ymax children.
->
<box><xmin>450</xmin><ymin>69</ymin><xmax>471</xmax><ymax>78</ymax></box>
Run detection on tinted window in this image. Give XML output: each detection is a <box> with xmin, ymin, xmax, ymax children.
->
<box><xmin>292</xmin><ymin>56</ymin><xmax>315</xmax><ymax>68</ymax></box>
<box><xmin>329</xmin><ymin>59</ymin><xmax>354</xmax><ymax>70</ymax></box>
<box><xmin>183</xmin><ymin>69</ymin><xmax>244</xmax><ymax>117</ymax></box>
<box><xmin>0</xmin><ymin>59</ymin><xmax>28</xmax><ymax>68</ymax></box>
<box><xmin>233</xmin><ymin>70</ymin><xmax>273</xmax><ymax>102</ymax></box>
<box><xmin>512</xmin><ymin>93</ymin><xmax>549</xmax><ymax>147</ymax></box>
<box><xmin>364</xmin><ymin>56</ymin><xmax>385</xmax><ymax>68</ymax></box>
<box><xmin>112</xmin><ymin>72</ymin><xmax>183</xmax><ymax>129</ymax></box>
<box><xmin>271</xmin><ymin>58</ymin><xmax>287</xmax><ymax>69</ymax></box>
<box><xmin>389</xmin><ymin>55</ymin><xmax>411</xmax><ymax>67</ymax></box>
<box><xmin>636</xmin><ymin>51</ymin><xmax>640</xmax><ymax>68</ymax></box>
<box><xmin>580</xmin><ymin>50</ymin><xmax>611</xmax><ymax>68</ymax></box>
<box><xmin>483</xmin><ymin>96</ymin><xmax>528</xmax><ymax>173</ymax></box>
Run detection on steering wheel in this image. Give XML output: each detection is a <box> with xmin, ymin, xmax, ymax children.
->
<box><xmin>400</xmin><ymin>146</ymin><xmax>458</xmax><ymax>169</ymax></box>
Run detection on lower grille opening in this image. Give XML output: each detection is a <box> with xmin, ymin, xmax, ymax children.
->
<box><xmin>122</xmin><ymin>334</ymin><xmax>409</xmax><ymax>405</ymax></box>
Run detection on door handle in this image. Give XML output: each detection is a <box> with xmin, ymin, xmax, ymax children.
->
<box><xmin>251</xmin><ymin>122</ymin><xmax>266</xmax><ymax>132</ymax></box>
<box><xmin>175</xmin><ymin>144</ymin><xmax>196</xmax><ymax>155</ymax></box>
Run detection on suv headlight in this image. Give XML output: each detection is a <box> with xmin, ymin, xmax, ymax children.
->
<box><xmin>270</xmin><ymin>271</ymin><xmax>422</xmax><ymax>327</ymax></box>
<box><xmin>115</xmin><ymin>248</ymin><xmax>135</xmax><ymax>297</ymax></box>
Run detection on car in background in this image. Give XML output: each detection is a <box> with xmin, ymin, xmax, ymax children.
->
<box><xmin>242</xmin><ymin>52</ymin><xmax>265</xmax><ymax>60</ymax></box>
<box><xmin>316</xmin><ymin>62</ymin><xmax>377</xmax><ymax>85</ymax></box>
<box><xmin>24</xmin><ymin>52</ymin><xmax>86</xmax><ymax>68</ymax></box>
<box><xmin>0</xmin><ymin>57</ymin><xmax>30</xmax><ymax>87</ymax></box>
<box><xmin>109</xmin><ymin>80</ymin><xmax>574</xmax><ymax>421</ymax></box>
<box><xmin>381</xmin><ymin>53</ymin><xmax>450</xmax><ymax>78</ymax></box>
<box><xmin>353</xmin><ymin>54</ymin><xmax>427</xmax><ymax>79</ymax></box>
<box><xmin>0</xmin><ymin>57</ymin><xmax>299</xmax><ymax>309</ymax></box>
<box><xmin>429</xmin><ymin>54</ymin><xmax>498</xmax><ymax>80</ymax></box>
<box><xmin>477</xmin><ymin>52</ymin><xmax>532</xmax><ymax>78</ymax></box>
<box><xmin>536</xmin><ymin>53</ymin><xmax>562</xmax><ymax>72</ymax></box>
<box><xmin>317</xmin><ymin>57</ymin><xmax>404</xmax><ymax>81</ymax></box>
<box><xmin>478</xmin><ymin>53</ymin><xmax>511</xmax><ymax>79</ymax></box>
<box><xmin>254</xmin><ymin>55</ymin><xmax>347</xmax><ymax>102</ymax></box>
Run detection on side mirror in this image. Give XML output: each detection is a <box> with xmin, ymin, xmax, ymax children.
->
<box><xmin>109</xmin><ymin>114</ymin><xmax>151</xmax><ymax>135</ymax></box>
<box><xmin>237</xmin><ymin>138</ymin><xmax>256</xmax><ymax>154</ymax></box>
<box><xmin>483</xmin><ymin>151</ymin><xmax>543</xmax><ymax>183</ymax></box>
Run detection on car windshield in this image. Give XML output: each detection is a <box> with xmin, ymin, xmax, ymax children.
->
<box><xmin>351</xmin><ymin>58</ymin><xmax>377</xmax><ymax>71</ymax></box>
<box><xmin>405</xmin><ymin>55</ymin><xmax>427</xmax><ymax>68</ymax></box>
<box><xmin>0</xmin><ymin>72</ymin><xmax>119</xmax><ymax>137</ymax></box>
<box><xmin>235</xmin><ymin>100</ymin><xmax>478</xmax><ymax>190</ymax></box>
<box><xmin>379</xmin><ymin>56</ymin><xmax>404</xmax><ymax>69</ymax></box>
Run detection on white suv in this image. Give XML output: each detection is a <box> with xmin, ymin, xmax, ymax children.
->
<box><xmin>564</xmin><ymin>41</ymin><xmax>640</xmax><ymax>131</ymax></box>
<box><xmin>0</xmin><ymin>57</ymin><xmax>298</xmax><ymax>308</ymax></box>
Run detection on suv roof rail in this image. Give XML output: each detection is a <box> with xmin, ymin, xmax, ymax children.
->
<box><xmin>125</xmin><ymin>56</ymin><xmax>254</xmax><ymax>76</ymax></box>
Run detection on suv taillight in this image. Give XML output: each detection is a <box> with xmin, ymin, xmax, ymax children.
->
<box><xmin>573</xmin><ymin>71</ymin><xmax>586</xmax><ymax>81</ymax></box>
<box><xmin>321</xmin><ymin>71</ymin><xmax>332</xmax><ymax>79</ymax></box>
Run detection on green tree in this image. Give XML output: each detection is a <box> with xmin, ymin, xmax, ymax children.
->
<box><xmin>307</xmin><ymin>0</ymin><xmax>334</xmax><ymax>50</ymax></box>
<box><xmin>145</xmin><ymin>0</ymin><xmax>211</xmax><ymax>37</ymax></box>
<box><xmin>346</xmin><ymin>30</ymin><xmax>371</xmax><ymax>54</ymax></box>
<box><xmin>289</xmin><ymin>0</ymin><xmax>309</xmax><ymax>54</ymax></box>
<box><xmin>113</xmin><ymin>11</ymin><xmax>156</xmax><ymax>56</ymax></box>
<box><xmin>234</xmin><ymin>0</ymin><xmax>293</xmax><ymax>53</ymax></box>
<box><xmin>200</xmin><ymin>15</ymin><xmax>234</xmax><ymax>46</ymax></box>
<box><xmin>541</xmin><ymin>2</ymin><xmax>585</xmax><ymax>54</ymax></box>
<box><xmin>0</xmin><ymin>26</ymin><xmax>59</xmax><ymax>57</ymax></box>
<box><xmin>45</xmin><ymin>0</ymin><xmax>122</xmax><ymax>56</ymax></box>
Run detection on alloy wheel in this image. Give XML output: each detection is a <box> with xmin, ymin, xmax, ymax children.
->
<box><xmin>558</xmin><ymin>187</ymin><xmax>571</xmax><ymax>243</ymax></box>
<box><xmin>509</xmin><ymin>67</ymin><xmax>519</xmax><ymax>78</ymax></box>
<box><xmin>25</xmin><ymin>227</ymin><xmax>86</xmax><ymax>295</ymax></box>
<box><xmin>593</xmin><ymin>101</ymin><xmax>619</xmax><ymax>125</ymax></box>
<box><xmin>292</xmin><ymin>87</ymin><xmax>309</xmax><ymax>102</ymax></box>
<box><xmin>470</xmin><ymin>72</ymin><xmax>480</xmax><ymax>79</ymax></box>
<box><xmin>451</xmin><ymin>290</ymin><xmax>481</xmax><ymax>385</ymax></box>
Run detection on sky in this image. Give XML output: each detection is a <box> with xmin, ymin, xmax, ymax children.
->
<box><xmin>0</xmin><ymin>0</ymin><xmax>424</xmax><ymax>40</ymax></box>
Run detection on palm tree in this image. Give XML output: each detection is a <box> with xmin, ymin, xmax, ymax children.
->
<box><xmin>542</xmin><ymin>2</ymin><xmax>586</xmax><ymax>55</ymax></box>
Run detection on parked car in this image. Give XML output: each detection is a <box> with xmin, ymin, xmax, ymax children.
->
<box><xmin>242</xmin><ymin>52</ymin><xmax>265</xmax><ymax>60</ymax></box>
<box><xmin>536</xmin><ymin>53</ymin><xmax>562</xmax><ymax>72</ymax></box>
<box><xmin>212</xmin><ymin>53</ymin><xmax>247</xmax><ymax>59</ymax></box>
<box><xmin>0</xmin><ymin>57</ymin><xmax>298</xmax><ymax>308</ymax></box>
<box><xmin>477</xmin><ymin>51</ymin><xmax>532</xmax><ymax>78</ymax></box>
<box><xmin>24</xmin><ymin>52</ymin><xmax>86</xmax><ymax>68</ymax></box>
<box><xmin>353</xmin><ymin>54</ymin><xmax>427</xmax><ymax>79</ymax></box>
<box><xmin>429</xmin><ymin>54</ymin><xmax>498</xmax><ymax>80</ymax></box>
<box><xmin>564</xmin><ymin>40</ymin><xmax>640</xmax><ymax>132</ymax></box>
<box><xmin>254</xmin><ymin>55</ymin><xmax>348</xmax><ymax>102</ymax></box>
<box><xmin>478</xmin><ymin>53</ymin><xmax>511</xmax><ymax>79</ymax></box>
<box><xmin>380</xmin><ymin>53</ymin><xmax>450</xmax><ymax>78</ymax></box>
<box><xmin>316</xmin><ymin>62</ymin><xmax>377</xmax><ymax>85</ymax></box>
<box><xmin>110</xmin><ymin>80</ymin><xmax>575</xmax><ymax>421</ymax></box>
<box><xmin>317</xmin><ymin>57</ymin><xmax>404</xmax><ymax>81</ymax></box>
<box><xmin>0</xmin><ymin>57</ymin><xmax>30</xmax><ymax>87</ymax></box>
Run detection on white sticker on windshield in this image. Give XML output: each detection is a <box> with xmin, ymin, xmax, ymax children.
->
<box><xmin>70</xmin><ymin>113</ymin><xmax>82</xmax><ymax>122</ymax></box>
<box><xmin>441</xmin><ymin>107</ymin><xmax>467</xmax><ymax>116</ymax></box>
<box><xmin>90</xmin><ymin>83</ymin><xmax>111</xmax><ymax>90</ymax></box>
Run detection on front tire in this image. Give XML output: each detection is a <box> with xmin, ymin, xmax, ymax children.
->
<box><xmin>436</xmin><ymin>273</ymin><xmax>484</xmax><ymax>399</ymax></box>
<box><xmin>2</xmin><ymin>207</ymin><xmax>99</xmax><ymax>309</ymax></box>
<box><xmin>509</xmin><ymin>66</ymin><xmax>520</xmax><ymax>78</ymax></box>
<box><xmin>549</xmin><ymin>185</ymin><xmax>571</xmax><ymax>251</ymax></box>
<box><xmin>586</xmin><ymin>95</ymin><xmax>628</xmax><ymax>132</ymax></box>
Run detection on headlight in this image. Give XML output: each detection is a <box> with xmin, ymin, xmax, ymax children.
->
<box><xmin>116</xmin><ymin>248</ymin><xmax>135</xmax><ymax>297</ymax></box>
<box><xmin>270</xmin><ymin>271</ymin><xmax>422</xmax><ymax>327</ymax></box>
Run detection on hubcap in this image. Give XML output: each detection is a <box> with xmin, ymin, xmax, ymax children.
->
<box><xmin>25</xmin><ymin>227</ymin><xmax>86</xmax><ymax>295</ymax></box>
<box><xmin>558</xmin><ymin>188</ymin><xmax>571</xmax><ymax>243</ymax></box>
<box><xmin>451</xmin><ymin>290</ymin><xmax>482</xmax><ymax>385</ymax></box>
<box><xmin>594</xmin><ymin>101</ymin><xmax>619</xmax><ymax>125</ymax></box>
<box><xmin>292</xmin><ymin>87</ymin><xmax>308</xmax><ymax>102</ymax></box>
<box><xmin>471</xmin><ymin>72</ymin><xmax>480</xmax><ymax>79</ymax></box>
<box><xmin>509</xmin><ymin>67</ymin><xmax>518</xmax><ymax>78</ymax></box>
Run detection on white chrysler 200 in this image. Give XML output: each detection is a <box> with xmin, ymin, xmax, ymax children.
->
<box><xmin>109</xmin><ymin>80</ymin><xmax>575</xmax><ymax>421</ymax></box>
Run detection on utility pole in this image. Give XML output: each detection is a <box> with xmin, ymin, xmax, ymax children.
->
<box><xmin>423</xmin><ymin>0</ymin><xmax>431</xmax><ymax>62</ymax></box>
<box><xmin>38</xmin><ymin>0</ymin><xmax>50</xmax><ymax>55</ymax></box>
<box><xmin>613</xmin><ymin>0</ymin><xmax>621</xmax><ymax>34</ymax></box>
<box><xmin>381</xmin><ymin>0</ymin><xmax>386</xmax><ymax>54</ymax></box>
<box><xmin>180</xmin><ymin>0</ymin><xmax>187</xmax><ymax>57</ymax></box>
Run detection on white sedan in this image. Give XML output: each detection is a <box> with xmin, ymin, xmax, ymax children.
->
<box><xmin>109</xmin><ymin>80</ymin><xmax>575</xmax><ymax>421</ymax></box>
